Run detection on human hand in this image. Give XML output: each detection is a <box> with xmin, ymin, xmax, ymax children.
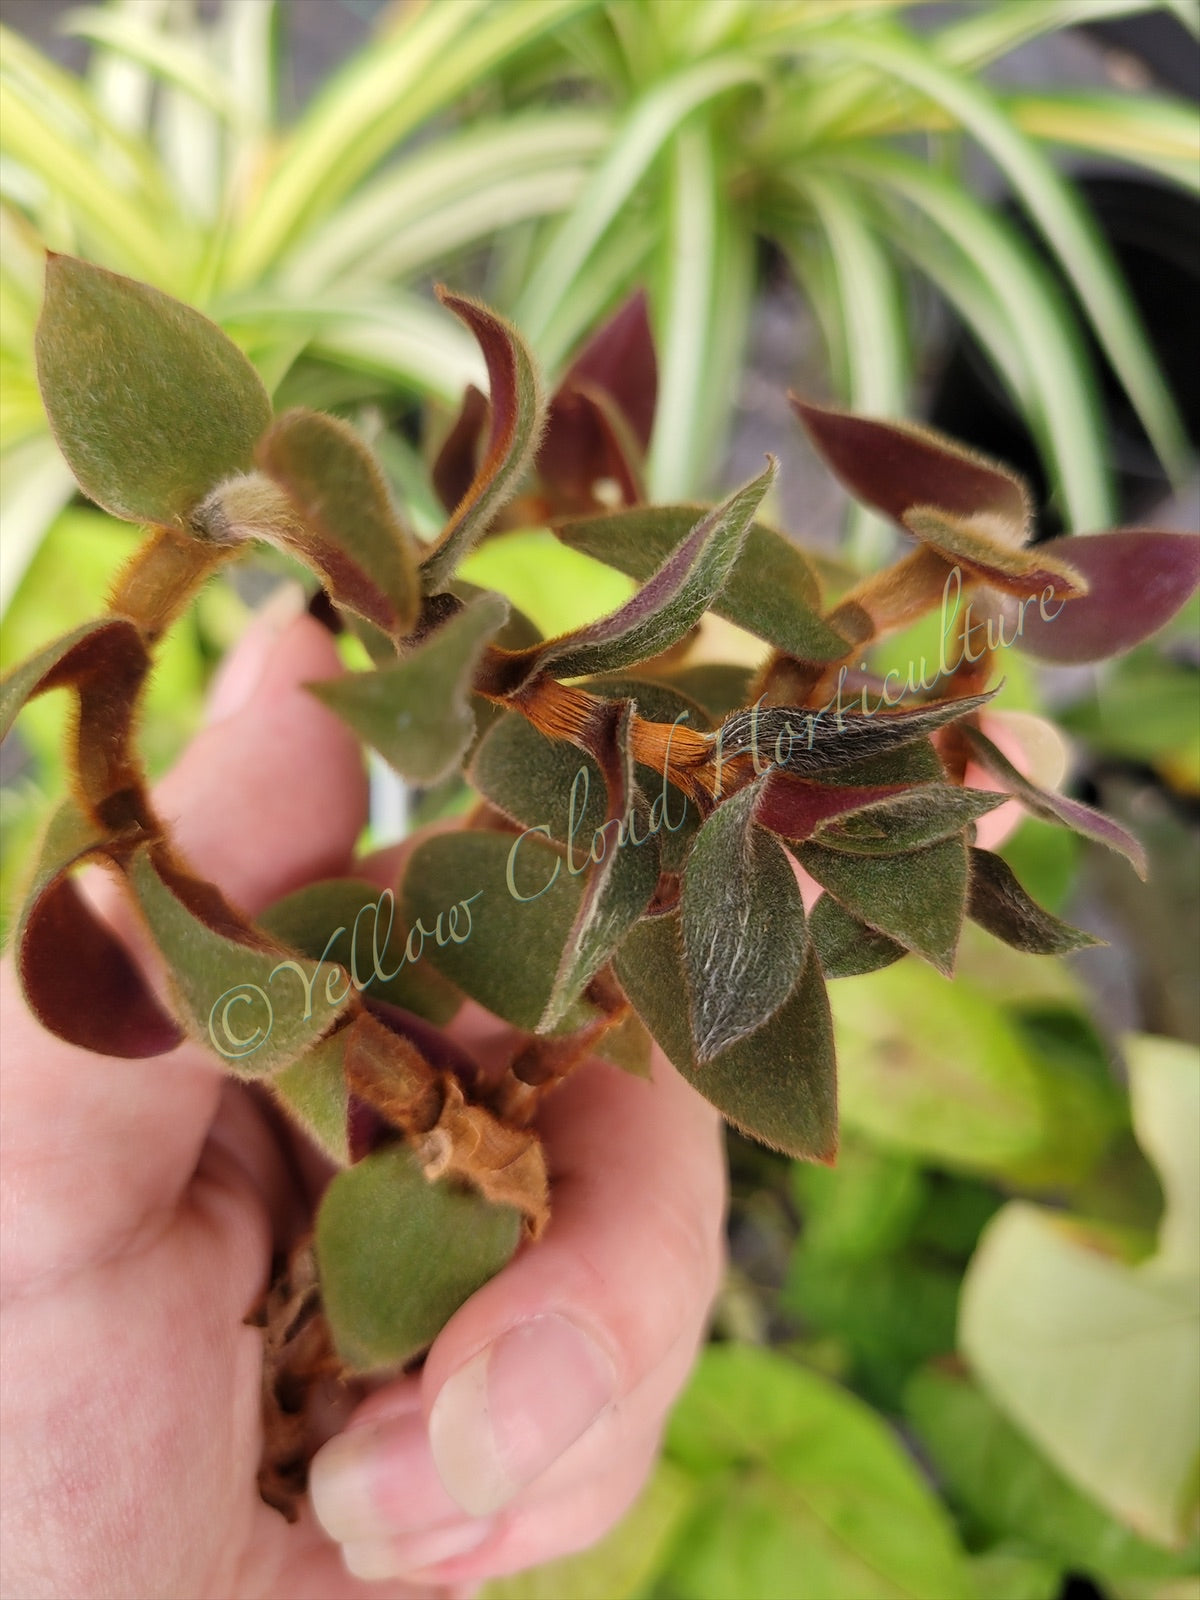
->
<box><xmin>0</xmin><ymin>599</ymin><xmax>727</xmax><ymax>1599</ymax></box>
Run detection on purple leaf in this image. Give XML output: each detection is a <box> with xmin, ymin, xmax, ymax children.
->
<box><xmin>1014</xmin><ymin>530</ymin><xmax>1200</xmax><ymax>664</ymax></box>
<box><xmin>963</xmin><ymin>725</ymin><xmax>1148</xmax><ymax>878</ymax></box>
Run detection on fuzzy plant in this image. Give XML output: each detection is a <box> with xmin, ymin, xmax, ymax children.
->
<box><xmin>4</xmin><ymin>254</ymin><xmax>1198</xmax><ymax>1516</ymax></box>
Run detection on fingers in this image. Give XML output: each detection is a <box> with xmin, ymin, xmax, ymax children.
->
<box><xmin>309</xmin><ymin>1046</ymin><xmax>726</xmax><ymax>1584</ymax></box>
<box><xmin>0</xmin><ymin>602</ymin><xmax>368</xmax><ymax>1284</ymax></box>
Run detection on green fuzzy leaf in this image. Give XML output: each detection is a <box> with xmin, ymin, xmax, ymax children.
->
<box><xmin>813</xmin><ymin>784</ymin><xmax>1005</xmax><ymax>856</ymax></box>
<box><xmin>809</xmin><ymin>893</ymin><xmax>906</xmax><ymax>979</ymax></box>
<box><xmin>534</xmin><ymin>462</ymin><xmax>776</xmax><ymax>680</ymax></box>
<box><xmin>259</xmin><ymin>878</ymin><xmax>460</xmax><ymax>1024</ymax></box>
<box><xmin>542</xmin><ymin>703</ymin><xmax>660</xmax><ymax>1031</ymax></box>
<box><xmin>0</xmin><ymin>616</ymin><xmax>144</xmax><ymax>741</ymax></box>
<box><xmin>255</xmin><ymin>408</ymin><xmax>421</xmax><ymax>635</ymax></box>
<box><xmin>682</xmin><ymin>779</ymin><xmax>807</xmax><ymax>1061</ymax></box>
<box><xmin>471</xmin><ymin>711</ymin><xmax>609</xmax><ymax>843</ymax></box>
<box><xmin>798</xmin><ymin>835</ymin><xmax>969</xmax><ymax>976</ymax></box>
<box><xmin>557</xmin><ymin>504</ymin><xmax>850</xmax><ymax>661</ymax></box>
<box><xmin>310</xmin><ymin>591</ymin><xmax>508</xmax><ymax>784</ymax></box>
<box><xmin>316</xmin><ymin>1143</ymin><xmax>520</xmax><ymax>1373</ymax></box>
<box><xmin>615</xmin><ymin>914</ymin><xmax>836</xmax><ymax>1162</ymax></box>
<box><xmin>903</xmin><ymin>504</ymin><xmax>1086</xmax><ymax>603</ymax></box>
<box><xmin>35</xmin><ymin>255</ymin><xmax>271</xmax><ymax>526</ymax></box>
<box><xmin>400</xmin><ymin>829</ymin><xmax>593</xmax><ymax>1033</ymax></box>
<box><xmin>420</xmin><ymin>291</ymin><xmax>544</xmax><ymax>594</ymax></box>
<box><xmin>824</xmin><ymin>740</ymin><xmax>945</xmax><ymax>787</ymax></box>
<box><xmin>585</xmin><ymin>675</ymin><xmax>711</xmax><ymax>730</ymax></box>
<box><xmin>968</xmin><ymin>848</ymin><xmax>1101</xmax><ymax>955</ymax></box>
<box><xmin>664</xmin><ymin>662</ymin><xmax>756</xmax><ymax>720</ymax></box>
<box><xmin>594</xmin><ymin>1007</ymin><xmax>654</xmax><ymax>1079</ymax></box>
<box><xmin>272</xmin><ymin>1029</ymin><xmax>352</xmax><ymax>1166</ymax></box>
<box><xmin>125</xmin><ymin>849</ymin><xmax>345</xmax><ymax>1075</ymax></box>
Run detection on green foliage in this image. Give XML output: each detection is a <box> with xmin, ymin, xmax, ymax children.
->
<box><xmin>315</xmin><ymin>1144</ymin><xmax>522</xmax><ymax>1371</ymax></box>
<box><xmin>36</xmin><ymin>255</ymin><xmax>271</xmax><ymax>526</ymax></box>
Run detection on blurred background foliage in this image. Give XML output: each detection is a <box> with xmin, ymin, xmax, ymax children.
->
<box><xmin>1</xmin><ymin>3</ymin><xmax>1197</xmax><ymax>1597</ymax></box>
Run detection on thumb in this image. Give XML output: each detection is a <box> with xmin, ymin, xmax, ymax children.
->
<box><xmin>0</xmin><ymin>592</ymin><xmax>368</xmax><ymax>1286</ymax></box>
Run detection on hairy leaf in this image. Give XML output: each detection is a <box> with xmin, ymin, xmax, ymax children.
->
<box><xmin>0</xmin><ymin>616</ymin><xmax>145</xmax><ymax>741</ymax></box>
<box><xmin>716</xmin><ymin>690</ymin><xmax>993</xmax><ymax>785</ymax></box>
<box><xmin>532</xmin><ymin>461</ymin><xmax>776</xmax><ymax>679</ymax></box>
<box><xmin>125</xmin><ymin>848</ymin><xmax>345</xmax><ymax>1075</ymax></box>
<box><xmin>1014</xmin><ymin>530</ymin><xmax>1200</xmax><ymax>664</ymax></box>
<box><xmin>542</xmin><ymin>702</ymin><xmax>660</xmax><ymax>1030</ymax></box>
<box><xmin>809</xmin><ymin>893</ymin><xmax>906</xmax><ymax>979</ymax></box>
<box><xmin>792</xmin><ymin>395</ymin><xmax>1030</xmax><ymax>540</ymax></box>
<box><xmin>420</xmin><ymin>290</ymin><xmax>544</xmax><ymax>593</ymax></box>
<box><xmin>315</xmin><ymin>1144</ymin><xmax>520</xmax><ymax>1373</ymax></box>
<box><xmin>556</xmin><ymin>503</ymin><xmax>850</xmax><ymax>662</ymax></box>
<box><xmin>35</xmin><ymin>254</ymin><xmax>271</xmax><ymax>526</ymax></box>
<box><xmin>259</xmin><ymin>878</ymin><xmax>460</xmax><ymax>1024</ymax></box>
<box><xmin>615</xmin><ymin>915</ymin><xmax>836</xmax><ymax>1162</ymax></box>
<box><xmin>904</xmin><ymin>505</ymin><xmax>1087</xmax><ymax>603</ymax></box>
<box><xmin>471</xmin><ymin>712</ymin><xmax>609</xmax><ymax>842</ymax></box>
<box><xmin>963</xmin><ymin>725</ymin><xmax>1147</xmax><ymax>877</ymax></box>
<box><xmin>255</xmin><ymin>408</ymin><xmax>421</xmax><ymax>635</ymax></box>
<box><xmin>272</xmin><ymin>1029</ymin><xmax>352</xmax><ymax>1166</ymax></box>
<box><xmin>400</xmin><ymin>829</ymin><xmax>592</xmax><ymax>1033</ymax></box>
<box><xmin>310</xmin><ymin>591</ymin><xmax>508</xmax><ymax>784</ymax></box>
<box><xmin>682</xmin><ymin>779</ymin><xmax>807</xmax><ymax>1060</ymax></box>
<box><xmin>812</xmin><ymin>785</ymin><xmax>1007</xmax><ymax>856</ymax></box>
<box><xmin>968</xmin><ymin>848</ymin><xmax>1101</xmax><ymax>955</ymax></box>
<box><xmin>798</xmin><ymin>835</ymin><xmax>969</xmax><ymax>976</ymax></box>
<box><xmin>15</xmin><ymin>798</ymin><xmax>180</xmax><ymax>1058</ymax></box>
<box><xmin>757</xmin><ymin>775</ymin><xmax>909</xmax><ymax>842</ymax></box>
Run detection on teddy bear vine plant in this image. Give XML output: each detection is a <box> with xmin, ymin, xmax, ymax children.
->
<box><xmin>4</xmin><ymin>255</ymin><xmax>1198</xmax><ymax>1515</ymax></box>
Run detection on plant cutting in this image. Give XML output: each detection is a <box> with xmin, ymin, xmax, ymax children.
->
<box><xmin>4</xmin><ymin>253</ymin><xmax>1198</xmax><ymax>1523</ymax></box>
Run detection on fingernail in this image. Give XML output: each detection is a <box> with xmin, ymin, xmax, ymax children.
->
<box><xmin>429</xmin><ymin>1314</ymin><xmax>616</xmax><ymax>1516</ymax></box>
<box><xmin>204</xmin><ymin>581</ymin><xmax>306</xmax><ymax>723</ymax></box>
<box><xmin>310</xmin><ymin>1412</ymin><xmax>462</xmax><ymax>1543</ymax></box>
<box><xmin>341</xmin><ymin>1521</ymin><xmax>494</xmax><ymax>1582</ymax></box>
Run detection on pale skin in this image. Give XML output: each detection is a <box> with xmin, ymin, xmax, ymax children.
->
<box><xmin>0</xmin><ymin>605</ymin><xmax>727</xmax><ymax>1599</ymax></box>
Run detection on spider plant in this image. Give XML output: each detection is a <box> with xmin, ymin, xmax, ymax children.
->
<box><xmin>2</xmin><ymin>0</ymin><xmax>1196</xmax><ymax>613</ymax></box>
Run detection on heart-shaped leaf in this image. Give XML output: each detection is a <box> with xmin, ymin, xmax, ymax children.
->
<box><xmin>682</xmin><ymin>778</ymin><xmax>807</xmax><ymax>1061</ymax></box>
<box><xmin>798</xmin><ymin>835</ymin><xmax>969</xmax><ymax>976</ymax></box>
<box><xmin>315</xmin><ymin>1144</ymin><xmax>521</xmax><ymax>1373</ymax></box>
<box><xmin>529</xmin><ymin>461</ymin><xmax>776</xmax><ymax>680</ymax></box>
<box><xmin>963</xmin><ymin>724</ymin><xmax>1147</xmax><ymax>878</ymax></box>
<box><xmin>1015</xmin><ymin>530</ymin><xmax>1200</xmax><ymax>664</ymax></box>
<box><xmin>615</xmin><ymin>914</ymin><xmax>837</xmax><ymax>1162</ymax></box>
<box><xmin>255</xmin><ymin>408</ymin><xmax>420</xmax><ymax>636</ymax></box>
<box><xmin>812</xmin><ymin>785</ymin><xmax>1007</xmax><ymax>856</ymax></box>
<box><xmin>556</xmin><ymin>502</ymin><xmax>850</xmax><ymax>662</ymax></box>
<box><xmin>968</xmin><ymin>848</ymin><xmax>1101</xmax><ymax>955</ymax></box>
<box><xmin>420</xmin><ymin>290</ymin><xmax>544</xmax><ymax>593</ymax></box>
<box><xmin>310</xmin><ymin>591</ymin><xmax>509</xmax><ymax>784</ymax></box>
<box><xmin>36</xmin><ymin>254</ymin><xmax>271</xmax><ymax>526</ymax></box>
<box><xmin>809</xmin><ymin>893</ymin><xmax>906</xmax><ymax>979</ymax></box>
<box><xmin>792</xmin><ymin>395</ymin><xmax>1031</xmax><ymax>541</ymax></box>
